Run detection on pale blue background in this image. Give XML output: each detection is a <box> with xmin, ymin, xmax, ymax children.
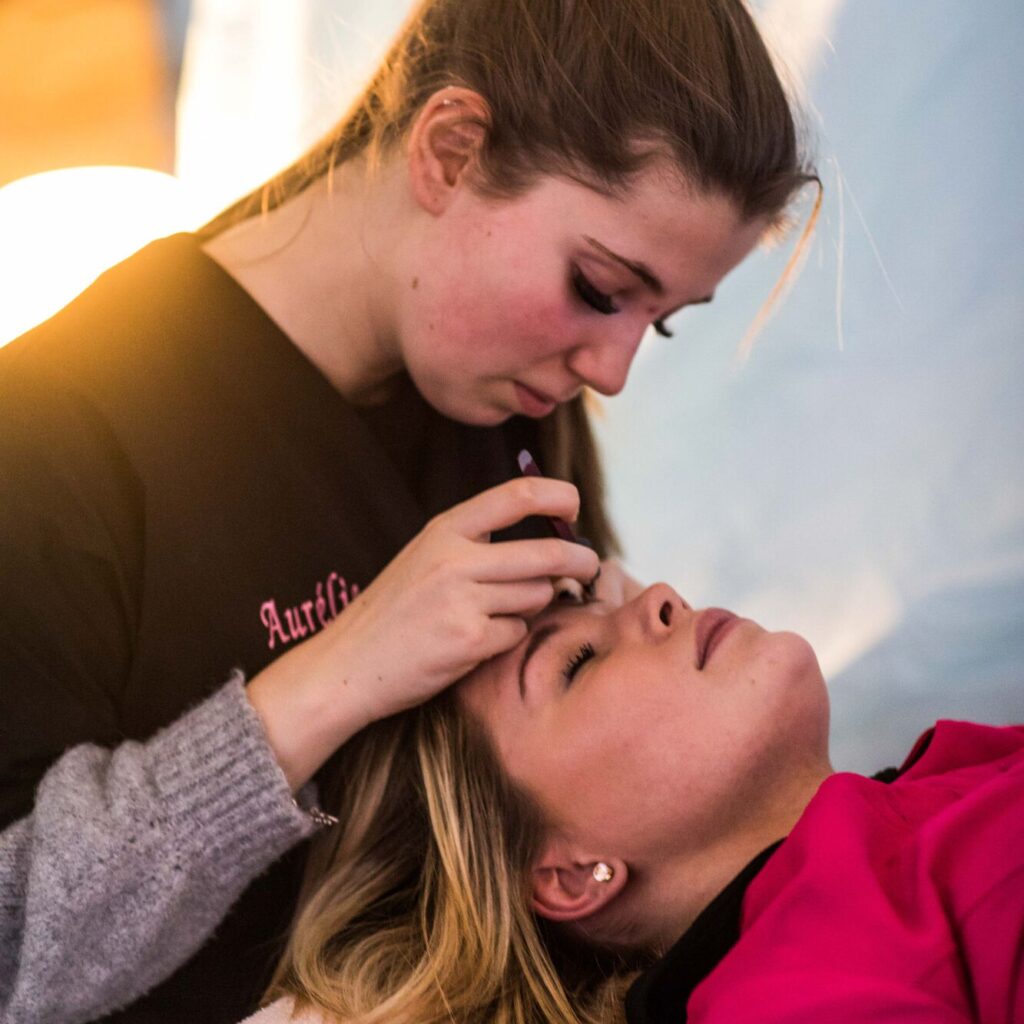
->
<box><xmin>594</xmin><ymin>0</ymin><xmax>1024</xmax><ymax>769</ymax></box>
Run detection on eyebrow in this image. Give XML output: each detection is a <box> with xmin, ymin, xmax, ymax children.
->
<box><xmin>582</xmin><ymin>235</ymin><xmax>714</xmax><ymax>306</ymax></box>
<box><xmin>518</xmin><ymin>623</ymin><xmax>559</xmax><ymax>700</ymax></box>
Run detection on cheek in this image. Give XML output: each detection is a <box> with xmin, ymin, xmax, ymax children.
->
<box><xmin>510</xmin><ymin>298</ymin><xmax>575</xmax><ymax>359</ymax></box>
<box><xmin>412</xmin><ymin>215</ymin><xmax>576</xmax><ymax>370</ymax></box>
<box><xmin>535</xmin><ymin>705</ymin><xmax>688</xmax><ymax>843</ymax></box>
<box><xmin>433</xmin><ymin>288</ymin><xmax>573</xmax><ymax>370</ymax></box>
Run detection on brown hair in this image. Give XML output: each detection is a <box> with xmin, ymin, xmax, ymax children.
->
<box><xmin>266</xmin><ymin>693</ymin><xmax>647</xmax><ymax>1022</ymax></box>
<box><xmin>198</xmin><ymin>0</ymin><xmax>817</xmax><ymax>556</ymax></box>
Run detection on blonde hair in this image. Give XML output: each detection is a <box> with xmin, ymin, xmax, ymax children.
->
<box><xmin>197</xmin><ymin>0</ymin><xmax>818</xmax><ymax>559</ymax></box>
<box><xmin>266</xmin><ymin>693</ymin><xmax>644</xmax><ymax>1023</ymax></box>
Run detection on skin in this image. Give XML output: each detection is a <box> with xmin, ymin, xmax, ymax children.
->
<box><xmin>203</xmin><ymin>88</ymin><xmax>768</xmax><ymax>423</ymax></box>
<box><xmin>458</xmin><ymin>584</ymin><xmax>834</xmax><ymax>952</ymax></box>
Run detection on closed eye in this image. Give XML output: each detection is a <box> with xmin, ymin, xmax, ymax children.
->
<box><xmin>563</xmin><ymin>642</ymin><xmax>596</xmax><ymax>684</ymax></box>
<box><xmin>572</xmin><ymin>267</ymin><xmax>619</xmax><ymax>315</ymax></box>
<box><xmin>574</xmin><ymin>266</ymin><xmax>676</xmax><ymax>337</ymax></box>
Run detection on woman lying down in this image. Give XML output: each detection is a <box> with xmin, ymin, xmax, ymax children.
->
<box><xmin>244</xmin><ymin>583</ymin><xmax>1023</xmax><ymax>1024</ymax></box>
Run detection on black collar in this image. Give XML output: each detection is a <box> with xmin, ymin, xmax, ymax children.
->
<box><xmin>624</xmin><ymin>841</ymin><xmax>783</xmax><ymax>1024</ymax></box>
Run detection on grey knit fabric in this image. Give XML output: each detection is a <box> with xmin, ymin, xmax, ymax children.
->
<box><xmin>0</xmin><ymin>673</ymin><xmax>317</xmax><ymax>1024</ymax></box>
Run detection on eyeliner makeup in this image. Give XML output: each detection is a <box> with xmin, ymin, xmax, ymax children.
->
<box><xmin>517</xmin><ymin>448</ymin><xmax>598</xmax><ymax>599</ymax></box>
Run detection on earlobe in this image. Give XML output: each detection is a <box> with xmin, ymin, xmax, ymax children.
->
<box><xmin>530</xmin><ymin>839</ymin><xmax>628</xmax><ymax>922</ymax></box>
<box><xmin>407</xmin><ymin>88</ymin><xmax>490</xmax><ymax>215</ymax></box>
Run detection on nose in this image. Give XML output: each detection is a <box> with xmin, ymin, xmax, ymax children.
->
<box><xmin>623</xmin><ymin>583</ymin><xmax>692</xmax><ymax>641</ymax></box>
<box><xmin>565</xmin><ymin>326</ymin><xmax>646</xmax><ymax>397</ymax></box>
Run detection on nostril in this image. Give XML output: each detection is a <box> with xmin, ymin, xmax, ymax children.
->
<box><xmin>659</xmin><ymin>601</ymin><xmax>672</xmax><ymax>626</ymax></box>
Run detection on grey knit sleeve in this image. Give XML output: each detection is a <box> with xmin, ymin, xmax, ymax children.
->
<box><xmin>0</xmin><ymin>672</ymin><xmax>318</xmax><ymax>1024</ymax></box>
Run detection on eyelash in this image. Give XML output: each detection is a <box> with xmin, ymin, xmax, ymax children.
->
<box><xmin>563</xmin><ymin>642</ymin><xmax>596</xmax><ymax>685</ymax></box>
<box><xmin>571</xmin><ymin>267</ymin><xmax>675</xmax><ymax>338</ymax></box>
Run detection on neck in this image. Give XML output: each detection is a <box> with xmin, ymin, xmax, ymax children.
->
<box><xmin>200</xmin><ymin>157</ymin><xmax>410</xmax><ymax>404</ymax></box>
<box><xmin>640</xmin><ymin>763</ymin><xmax>831</xmax><ymax>954</ymax></box>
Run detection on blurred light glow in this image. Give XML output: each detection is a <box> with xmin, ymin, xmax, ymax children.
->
<box><xmin>175</xmin><ymin>1</ymin><xmax>310</xmax><ymax>222</ymax></box>
<box><xmin>754</xmin><ymin>0</ymin><xmax>845</xmax><ymax>95</ymax></box>
<box><xmin>0</xmin><ymin>166</ymin><xmax>199</xmax><ymax>346</ymax></box>
<box><xmin>750</xmin><ymin>565</ymin><xmax>904</xmax><ymax>680</ymax></box>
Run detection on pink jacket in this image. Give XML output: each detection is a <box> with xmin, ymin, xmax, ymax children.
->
<box><xmin>689</xmin><ymin>722</ymin><xmax>1024</xmax><ymax>1023</ymax></box>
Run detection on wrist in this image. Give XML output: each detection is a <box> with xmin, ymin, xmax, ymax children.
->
<box><xmin>246</xmin><ymin>627</ymin><xmax>376</xmax><ymax>791</ymax></box>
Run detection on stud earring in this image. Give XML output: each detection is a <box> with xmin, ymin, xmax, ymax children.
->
<box><xmin>592</xmin><ymin>862</ymin><xmax>614</xmax><ymax>884</ymax></box>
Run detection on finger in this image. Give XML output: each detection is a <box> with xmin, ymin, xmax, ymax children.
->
<box><xmin>480</xmin><ymin>579</ymin><xmax>556</xmax><ymax>617</ymax></box>
<box><xmin>445</xmin><ymin>477</ymin><xmax>581</xmax><ymax>539</ymax></box>
<box><xmin>476</xmin><ymin>536</ymin><xmax>600</xmax><ymax>584</ymax></box>
<box><xmin>473</xmin><ymin>614</ymin><xmax>530</xmax><ymax>663</ymax></box>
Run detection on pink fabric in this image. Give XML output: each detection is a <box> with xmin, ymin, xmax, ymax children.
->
<box><xmin>689</xmin><ymin>722</ymin><xmax>1024</xmax><ymax>1024</ymax></box>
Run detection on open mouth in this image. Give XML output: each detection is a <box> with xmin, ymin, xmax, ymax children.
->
<box><xmin>695</xmin><ymin>608</ymin><xmax>739</xmax><ymax>670</ymax></box>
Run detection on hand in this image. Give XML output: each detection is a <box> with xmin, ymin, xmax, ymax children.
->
<box><xmin>329</xmin><ymin>476</ymin><xmax>600</xmax><ymax>724</ymax></box>
<box><xmin>247</xmin><ymin>477</ymin><xmax>599</xmax><ymax>790</ymax></box>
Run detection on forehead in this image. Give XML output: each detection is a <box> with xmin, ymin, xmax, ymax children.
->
<box><xmin>455</xmin><ymin>599</ymin><xmax>607</xmax><ymax>709</ymax></box>
<box><xmin>515</xmin><ymin>159</ymin><xmax>717</xmax><ymax>227</ymax></box>
<box><xmin>499</xmin><ymin>161</ymin><xmax>760</xmax><ymax>296</ymax></box>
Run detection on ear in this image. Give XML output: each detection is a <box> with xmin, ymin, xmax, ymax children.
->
<box><xmin>407</xmin><ymin>87</ymin><xmax>490</xmax><ymax>215</ymax></box>
<box><xmin>530</xmin><ymin>835</ymin><xmax>628</xmax><ymax>923</ymax></box>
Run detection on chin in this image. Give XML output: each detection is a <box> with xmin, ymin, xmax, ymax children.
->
<box><xmin>766</xmin><ymin>631</ymin><xmax>831</xmax><ymax>756</ymax></box>
<box><xmin>444</xmin><ymin>403</ymin><xmax>513</xmax><ymax>427</ymax></box>
<box><xmin>772</xmin><ymin>630</ymin><xmax>822</xmax><ymax>674</ymax></box>
<box><xmin>413</xmin><ymin>377</ymin><xmax>512</xmax><ymax>427</ymax></box>
<box><xmin>465</xmin><ymin>405</ymin><xmax>514</xmax><ymax>427</ymax></box>
<box><xmin>772</xmin><ymin>631</ymin><xmax>828</xmax><ymax>697</ymax></box>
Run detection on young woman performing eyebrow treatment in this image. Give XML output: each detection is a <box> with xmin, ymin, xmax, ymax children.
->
<box><xmin>249</xmin><ymin>586</ymin><xmax>1022</xmax><ymax>1024</ymax></box>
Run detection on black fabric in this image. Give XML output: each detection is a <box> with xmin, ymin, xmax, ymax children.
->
<box><xmin>0</xmin><ymin>234</ymin><xmax>539</xmax><ymax>1023</ymax></box>
<box><xmin>624</xmin><ymin>842</ymin><xmax>783</xmax><ymax>1024</ymax></box>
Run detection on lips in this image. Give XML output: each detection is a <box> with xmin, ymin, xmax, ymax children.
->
<box><xmin>514</xmin><ymin>381</ymin><xmax>558</xmax><ymax>417</ymax></box>
<box><xmin>694</xmin><ymin>608</ymin><xmax>740</xmax><ymax>670</ymax></box>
